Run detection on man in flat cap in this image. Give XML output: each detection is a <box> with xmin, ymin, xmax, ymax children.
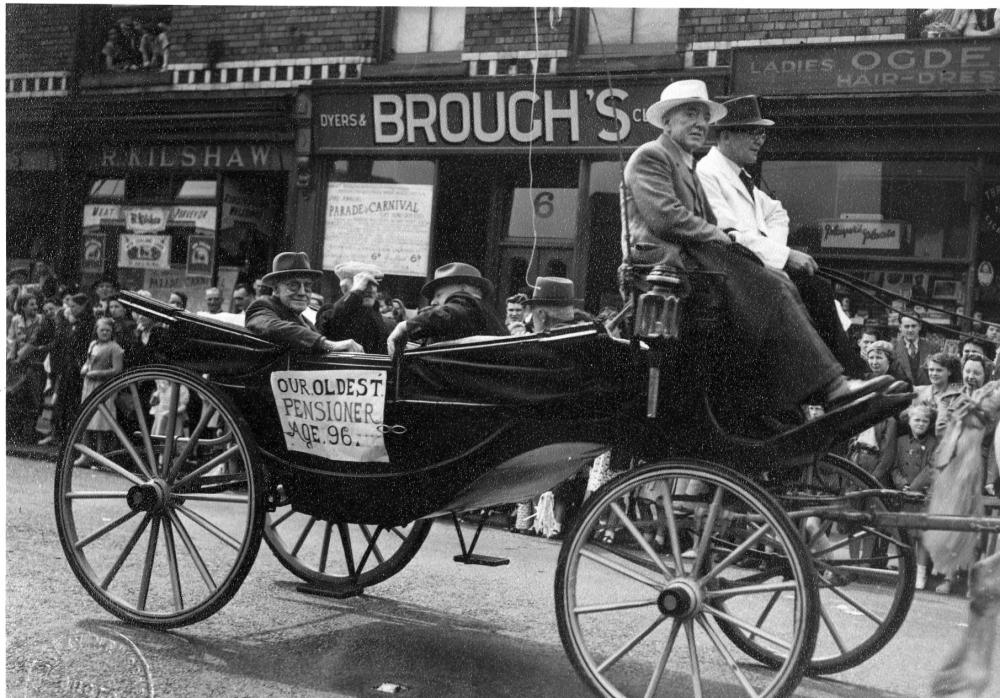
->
<box><xmin>316</xmin><ymin>261</ymin><xmax>388</xmax><ymax>354</ymax></box>
<box><xmin>246</xmin><ymin>252</ymin><xmax>361</xmax><ymax>354</ymax></box>
<box><xmin>387</xmin><ymin>262</ymin><xmax>507</xmax><ymax>357</ymax></box>
<box><xmin>623</xmin><ymin>79</ymin><xmax>881</xmax><ymax>425</ymax></box>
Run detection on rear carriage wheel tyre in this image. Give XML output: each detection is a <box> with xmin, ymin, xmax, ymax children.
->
<box><xmin>555</xmin><ymin>460</ymin><xmax>818</xmax><ymax>698</ymax></box>
<box><xmin>264</xmin><ymin>511</ymin><xmax>432</xmax><ymax>592</ymax></box>
<box><xmin>722</xmin><ymin>454</ymin><xmax>917</xmax><ymax>675</ymax></box>
<box><xmin>54</xmin><ymin>366</ymin><xmax>264</xmax><ymax>629</ymax></box>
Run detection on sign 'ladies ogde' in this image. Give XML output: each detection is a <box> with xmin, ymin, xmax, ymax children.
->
<box><xmin>270</xmin><ymin>369</ymin><xmax>390</xmax><ymax>462</ymax></box>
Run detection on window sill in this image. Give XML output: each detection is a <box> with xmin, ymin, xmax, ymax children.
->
<box><xmin>80</xmin><ymin>70</ymin><xmax>174</xmax><ymax>90</ymax></box>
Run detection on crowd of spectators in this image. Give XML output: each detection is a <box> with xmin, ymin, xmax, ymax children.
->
<box><xmin>102</xmin><ymin>16</ymin><xmax>170</xmax><ymax>72</ymax></box>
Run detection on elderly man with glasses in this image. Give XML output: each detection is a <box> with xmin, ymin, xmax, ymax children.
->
<box><xmin>246</xmin><ymin>251</ymin><xmax>361</xmax><ymax>354</ymax></box>
<box><xmin>696</xmin><ymin>94</ymin><xmax>867</xmax><ymax>378</ymax></box>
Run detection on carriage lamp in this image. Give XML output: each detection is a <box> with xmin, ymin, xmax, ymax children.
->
<box><xmin>635</xmin><ymin>265</ymin><xmax>683</xmax><ymax>418</ymax></box>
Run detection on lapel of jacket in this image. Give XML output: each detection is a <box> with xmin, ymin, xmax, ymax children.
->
<box><xmin>659</xmin><ymin>135</ymin><xmax>706</xmax><ymax>215</ymax></box>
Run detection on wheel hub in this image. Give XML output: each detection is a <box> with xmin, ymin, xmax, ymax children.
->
<box><xmin>126</xmin><ymin>479</ymin><xmax>168</xmax><ymax>513</ymax></box>
<box><xmin>657</xmin><ymin>578</ymin><xmax>702</xmax><ymax>619</ymax></box>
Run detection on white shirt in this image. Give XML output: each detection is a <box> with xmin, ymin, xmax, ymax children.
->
<box><xmin>696</xmin><ymin>146</ymin><xmax>792</xmax><ymax>270</ymax></box>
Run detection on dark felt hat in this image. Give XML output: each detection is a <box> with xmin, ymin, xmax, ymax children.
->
<box><xmin>420</xmin><ymin>262</ymin><xmax>494</xmax><ymax>300</ymax></box>
<box><xmin>262</xmin><ymin>251</ymin><xmax>323</xmax><ymax>286</ymax></box>
<box><xmin>523</xmin><ymin>277</ymin><xmax>582</xmax><ymax>306</ymax></box>
<box><xmin>713</xmin><ymin>95</ymin><xmax>775</xmax><ymax>129</ymax></box>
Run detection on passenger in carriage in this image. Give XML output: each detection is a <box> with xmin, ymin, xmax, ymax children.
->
<box><xmin>387</xmin><ymin>263</ymin><xmax>508</xmax><ymax>357</ymax></box>
<box><xmin>694</xmin><ymin>95</ymin><xmax>868</xmax><ymax>378</ymax></box>
<box><xmin>622</xmin><ymin>80</ymin><xmax>883</xmax><ymax>426</ymax></box>
<box><xmin>245</xmin><ymin>252</ymin><xmax>362</xmax><ymax>354</ymax></box>
<box><xmin>315</xmin><ymin>261</ymin><xmax>388</xmax><ymax>354</ymax></box>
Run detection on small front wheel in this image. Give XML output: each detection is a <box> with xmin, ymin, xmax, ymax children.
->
<box><xmin>54</xmin><ymin>366</ymin><xmax>264</xmax><ymax>628</ymax></box>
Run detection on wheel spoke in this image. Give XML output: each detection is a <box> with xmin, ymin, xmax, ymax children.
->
<box><xmin>701</xmin><ymin>523</ymin><xmax>773</xmax><ymax>585</ymax></box>
<box><xmin>171</xmin><ymin>445</ymin><xmax>242</xmax><ymax>491</ymax></box>
<box><xmin>578</xmin><ymin>547</ymin><xmax>665</xmax><ymax>590</ymax></box>
<box><xmin>165</xmin><ymin>403</ymin><xmax>218</xmax><ymax>482</ymax></box>
<box><xmin>94</xmin><ymin>402</ymin><xmax>154</xmax><ymax>479</ymax></box>
<box><xmin>337</xmin><ymin>523</ymin><xmax>357</xmax><ymax>577</ymax></box>
<box><xmin>642</xmin><ymin>619</ymin><xmax>681</xmax><ymax>698</ymax></box>
<box><xmin>824</xmin><ymin>580</ymin><xmax>885</xmax><ymax>625</ymax></box>
<box><xmin>360</xmin><ymin>525</ymin><xmax>387</xmax><ymax>565</ymax></box>
<box><xmin>158</xmin><ymin>382</ymin><xmax>182</xmax><ymax>476</ymax></box>
<box><xmin>65</xmin><ymin>491</ymin><xmax>130</xmax><ymax>500</ymax></box>
<box><xmin>137</xmin><ymin>516</ymin><xmax>160</xmax><ymax>611</ymax></box>
<box><xmin>319</xmin><ymin>521</ymin><xmax>333</xmax><ymax>573</ymax></box>
<box><xmin>100</xmin><ymin>514</ymin><xmax>151</xmax><ymax>590</ymax></box>
<box><xmin>702</xmin><ymin>605</ymin><xmax>793</xmax><ymax>651</ymax></box>
<box><xmin>167</xmin><ymin>509</ymin><xmax>217</xmax><ymax>592</ymax></box>
<box><xmin>75</xmin><ymin>509</ymin><xmax>141</xmax><ymax>550</ymax></box>
<box><xmin>161</xmin><ymin>516</ymin><xmax>184</xmax><ymax>612</ymax></box>
<box><xmin>354</xmin><ymin>526</ymin><xmax>384</xmax><ymax>574</ymax></box>
<box><xmin>689</xmin><ymin>486</ymin><xmax>724</xmax><ymax>573</ymax></box>
<box><xmin>127</xmin><ymin>383</ymin><xmax>158</xmax><ymax>480</ymax></box>
<box><xmin>173</xmin><ymin>492</ymin><xmax>248</xmax><ymax>504</ymax></box>
<box><xmin>598</xmin><ymin>614</ymin><xmax>670</xmax><ymax>674</ymax></box>
<box><xmin>291</xmin><ymin>517</ymin><xmax>318</xmax><ymax>556</ymax></box>
<box><xmin>609</xmin><ymin>501</ymin><xmax>675</xmax><ymax>579</ymax></box>
<box><xmin>704</xmin><ymin>581</ymin><xmax>798</xmax><ymax>600</ymax></box>
<box><xmin>574</xmin><ymin>598</ymin><xmax>660</xmax><ymax>615</ymax></box>
<box><xmin>656</xmin><ymin>479</ymin><xmax>689</xmax><ymax>574</ymax></box>
<box><xmin>697</xmin><ymin>616</ymin><xmax>761</xmax><ymax>698</ymax></box>
<box><xmin>817</xmin><ymin>600</ymin><xmax>849</xmax><ymax>654</ymax></box>
<box><xmin>174</xmin><ymin>503</ymin><xmax>242</xmax><ymax>551</ymax></box>
<box><xmin>270</xmin><ymin>508</ymin><xmax>295</xmax><ymax>528</ymax></box>
<box><xmin>72</xmin><ymin>443</ymin><xmax>145</xmax><ymax>486</ymax></box>
<box><xmin>683</xmin><ymin>620</ymin><xmax>705</xmax><ymax>698</ymax></box>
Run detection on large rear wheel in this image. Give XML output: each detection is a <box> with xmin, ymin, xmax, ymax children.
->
<box><xmin>54</xmin><ymin>366</ymin><xmax>264</xmax><ymax>628</ymax></box>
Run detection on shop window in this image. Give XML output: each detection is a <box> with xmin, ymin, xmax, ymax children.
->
<box><xmin>762</xmin><ymin>160</ymin><xmax>972</xmax><ymax>261</ymax></box>
<box><xmin>89</xmin><ymin>179</ymin><xmax>126</xmax><ymax>200</ymax></box>
<box><xmin>392</xmin><ymin>7</ymin><xmax>465</xmax><ymax>55</ymax></box>
<box><xmin>580</xmin><ymin>8</ymin><xmax>679</xmax><ymax>55</ymax></box>
<box><xmin>176</xmin><ymin>180</ymin><xmax>218</xmax><ymax>199</ymax></box>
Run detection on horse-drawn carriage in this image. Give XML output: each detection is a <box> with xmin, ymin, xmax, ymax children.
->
<box><xmin>57</xmin><ymin>281</ymin><xmax>978</xmax><ymax>697</ymax></box>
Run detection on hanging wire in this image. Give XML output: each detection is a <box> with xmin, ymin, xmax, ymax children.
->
<box><xmin>522</xmin><ymin>8</ymin><xmax>542</xmax><ymax>292</ymax></box>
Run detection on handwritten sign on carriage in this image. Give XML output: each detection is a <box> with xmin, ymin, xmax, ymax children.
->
<box><xmin>270</xmin><ymin>369</ymin><xmax>390</xmax><ymax>463</ymax></box>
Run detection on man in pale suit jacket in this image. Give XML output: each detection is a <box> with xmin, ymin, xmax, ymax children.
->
<box><xmin>696</xmin><ymin>95</ymin><xmax>867</xmax><ymax>377</ymax></box>
<box><xmin>621</xmin><ymin>80</ymin><xmax>880</xmax><ymax>426</ymax></box>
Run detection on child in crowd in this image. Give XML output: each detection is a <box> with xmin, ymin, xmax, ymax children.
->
<box><xmin>74</xmin><ymin>318</ymin><xmax>124</xmax><ymax>467</ymax></box>
<box><xmin>149</xmin><ymin>379</ymin><xmax>190</xmax><ymax>438</ymax></box>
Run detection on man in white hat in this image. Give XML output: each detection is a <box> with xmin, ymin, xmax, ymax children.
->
<box><xmin>622</xmin><ymin>79</ymin><xmax>881</xmax><ymax>424</ymax></box>
<box><xmin>245</xmin><ymin>251</ymin><xmax>361</xmax><ymax>354</ymax></box>
<box><xmin>316</xmin><ymin>261</ymin><xmax>388</xmax><ymax>354</ymax></box>
<box><xmin>387</xmin><ymin>262</ymin><xmax>507</xmax><ymax>357</ymax></box>
<box><xmin>696</xmin><ymin>95</ymin><xmax>867</xmax><ymax>378</ymax></box>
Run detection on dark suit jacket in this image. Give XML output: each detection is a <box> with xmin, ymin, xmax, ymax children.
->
<box><xmin>891</xmin><ymin>337</ymin><xmax>933</xmax><ymax>386</ymax></box>
<box><xmin>406</xmin><ymin>292</ymin><xmax>508</xmax><ymax>345</ymax></box>
<box><xmin>245</xmin><ymin>296</ymin><xmax>326</xmax><ymax>353</ymax></box>
<box><xmin>315</xmin><ymin>292</ymin><xmax>388</xmax><ymax>354</ymax></box>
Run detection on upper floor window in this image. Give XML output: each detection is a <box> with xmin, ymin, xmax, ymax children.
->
<box><xmin>81</xmin><ymin>5</ymin><xmax>172</xmax><ymax>74</ymax></box>
<box><xmin>582</xmin><ymin>8</ymin><xmax>679</xmax><ymax>55</ymax></box>
<box><xmin>393</xmin><ymin>6</ymin><xmax>465</xmax><ymax>55</ymax></box>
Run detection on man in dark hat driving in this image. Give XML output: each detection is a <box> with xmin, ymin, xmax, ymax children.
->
<box><xmin>246</xmin><ymin>251</ymin><xmax>362</xmax><ymax>354</ymax></box>
<box><xmin>696</xmin><ymin>94</ymin><xmax>866</xmax><ymax>377</ymax></box>
<box><xmin>387</xmin><ymin>262</ymin><xmax>507</xmax><ymax>357</ymax></box>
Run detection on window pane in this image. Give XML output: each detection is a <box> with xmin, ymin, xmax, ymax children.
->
<box><xmin>587</xmin><ymin>8</ymin><xmax>632</xmax><ymax>45</ymax></box>
<box><xmin>176</xmin><ymin>179</ymin><xmax>217</xmax><ymax>199</ymax></box>
<box><xmin>331</xmin><ymin>159</ymin><xmax>435</xmax><ymax>185</ymax></box>
<box><xmin>507</xmin><ymin>187</ymin><xmax>577</xmax><ymax>239</ymax></box>
<box><xmin>394</xmin><ymin>7</ymin><xmax>431</xmax><ymax>54</ymax></box>
<box><xmin>89</xmin><ymin>179</ymin><xmax>126</xmax><ymax>199</ymax></box>
<box><xmin>429</xmin><ymin>7</ymin><xmax>465</xmax><ymax>53</ymax></box>
<box><xmin>633</xmin><ymin>8</ymin><xmax>679</xmax><ymax>44</ymax></box>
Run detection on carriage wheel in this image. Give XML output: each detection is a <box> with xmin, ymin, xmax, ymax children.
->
<box><xmin>555</xmin><ymin>460</ymin><xmax>817</xmax><ymax>698</ymax></box>
<box><xmin>264</xmin><ymin>509</ymin><xmax>432</xmax><ymax>592</ymax></box>
<box><xmin>721</xmin><ymin>454</ymin><xmax>917</xmax><ymax>675</ymax></box>
<box><xmin>54</xmin><ymin>366</ymin><xmax>264</xmax><ymax>629</ymax></box>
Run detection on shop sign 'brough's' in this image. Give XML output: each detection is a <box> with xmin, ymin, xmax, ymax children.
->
<box><xmin>733</xmin><ymin>37</ymin><xmax>999</xmax><ymax>95</ymax></box>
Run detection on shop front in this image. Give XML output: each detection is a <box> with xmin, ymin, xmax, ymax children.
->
<box><xmin>732</xmin><ymin>37</ymin><xmax>1000</xmax><ymax>330</ymax></box>
<box><xmin>297</xmin><ymin>73</ymin><xmax>727</xmax><ymax>312</ymax></box>
<box><xmin>80</xmin><ymin>141</ymin><xmax>294</xmax><ymax>312</ymax></box>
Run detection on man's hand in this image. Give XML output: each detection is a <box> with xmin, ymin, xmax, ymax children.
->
<box><xmin>351</xmin><ymin>271</ymin><xmax>378</xmax><ymax>294</ymax></box>
<box><xmin>387</xmin><ymin>321</ymin><xmax>408</xmax><ymax>359</ymax></box>
<box><xmin>785</xmin><ymin>249</ymin><xmax>818</xmax><ymax>276</ymax></box>
<box><xmin>324</xmin><ymin>339</ymin><xmax>362</xmax><ymax>353</ymax></box>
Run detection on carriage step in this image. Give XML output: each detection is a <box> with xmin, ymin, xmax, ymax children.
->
<box><xmin>453</xmin><ymin>553</ymin><xmax>510</xmax><ymax>567</ymax></box>
<box><xmin>295</xmin><ymin>582</ymin><xmax>365</xmax><ymax>599</ymax></box>
<box><xmin>451</xmin><ymin>511</ymin><xmax>511</xmax><ymax>566</ymax></box>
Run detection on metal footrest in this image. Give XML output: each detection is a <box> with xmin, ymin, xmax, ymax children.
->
<box><xmin>451</xmin><ymin>511</ymin><xmax>510</xmax><ymax>566</ymax></box>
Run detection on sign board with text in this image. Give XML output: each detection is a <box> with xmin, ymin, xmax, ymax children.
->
<box><xmin>118</xmin><ymin>234</ymin><xmax>171</xmax><ymax>269</ymax></box>
<box><xmin>270</xmin><ymin>369</ymin><xmax>390</xmax><ymax>463</ymax></box>
<box><xmin>733</xmin><ymin>38</ymin><xmax>1000</xmax><ymax>95</ymax></box>
<box><xmin>819</xmin><ymin>219</ymin><xmax>906</xmax><ymax>249</ymax></box>
<box><xmin>323</xmin><ymin>182</ymin><xmax>433</xmax><ymax>277</ymax></box>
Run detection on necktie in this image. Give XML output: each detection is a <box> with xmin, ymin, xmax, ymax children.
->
<box><xmin>739</xmin><ymin>170</ymin><xmax>756</xmax><ymax>198</ymax></box>
<box><xmin>908</xmin><ymin>341</ymin><xmax>917</xmax><ymax>358</ymax></box>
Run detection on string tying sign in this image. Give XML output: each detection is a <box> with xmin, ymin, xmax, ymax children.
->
<box><xmin>270</xmin><ymin>369</ymin><xmax>390</xmax><ymax>462</ymax></box>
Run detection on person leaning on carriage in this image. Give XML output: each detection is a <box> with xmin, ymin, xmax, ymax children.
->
<box><xmin>245</xmin><ymin>252</ymin><xmax>362</xmax><ymax>354</ymax></box>
<box><xmin>386</xmin><ymin>262</ymin><xmax>508</xmax><ymax>357</ymax></box>
<box><xmin>621</xmin><ymin>80</ymin><xmax>884</xmax><ymax>427</ymax></box>
<box><xmin>315</xmin><ymin>261</ymin><xmax>389</xmax><ymax>354</ymax></box>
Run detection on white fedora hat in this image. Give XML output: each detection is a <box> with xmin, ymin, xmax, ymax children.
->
<box><xmin>645</xmin><ymin>79</ymin><xmax>727</xmax><ymax>127</ymax></box>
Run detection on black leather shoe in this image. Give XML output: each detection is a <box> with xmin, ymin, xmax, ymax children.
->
<box><xmin>825</xmin><ymin>375</ymin><xmax>894</xmax><ymax>410</ymax></box>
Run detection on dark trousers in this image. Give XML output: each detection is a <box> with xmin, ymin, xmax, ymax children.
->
<box><xmin>789</xmin><ymin>272</ymin><xmax>870</xmax><ymax>379</ymax></box>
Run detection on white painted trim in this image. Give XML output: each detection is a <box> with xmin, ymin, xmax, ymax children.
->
<box><xmin>461</xmin><ymin>49</ymin><xmax>568</xmax><ymax>61</ymax></box>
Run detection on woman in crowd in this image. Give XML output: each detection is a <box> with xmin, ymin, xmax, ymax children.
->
<box><xmin>938</xmin><ymin>354</ymin><xmax>992</xmax><ymax>436</ymax></box>
<box><xmin>901</xmin><ymin>352</ymin><xmax>962</xmax><ymax>428</ymax></box>
<box><xmin>50</xmin><ymin>293</ymin><xmax>96</xmax><ymax>448</ymax></box>
<box><xmin>6</xmin><ymin>291</ymin><xmax>56</xmax><ymax>443</ymax></box>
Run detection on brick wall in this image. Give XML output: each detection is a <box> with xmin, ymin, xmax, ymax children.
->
<box><xmin>465</xmin><ymin>7</ymin><xmax>572</xmax><ymax>54</ymax></box>
<box><xmin>169</xmin><ymin>5</ymin><xmax>381</xmax><ymax>64</ymax></box>
<box><xmin>6</xmin><ymin>4</ymin><xmax>79</xmax><ymax>72</ymax></box>
<box><xmin>679</xmin><ymin>8</ymin><xmax>911</xmax><ymax>45</ymax></box>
